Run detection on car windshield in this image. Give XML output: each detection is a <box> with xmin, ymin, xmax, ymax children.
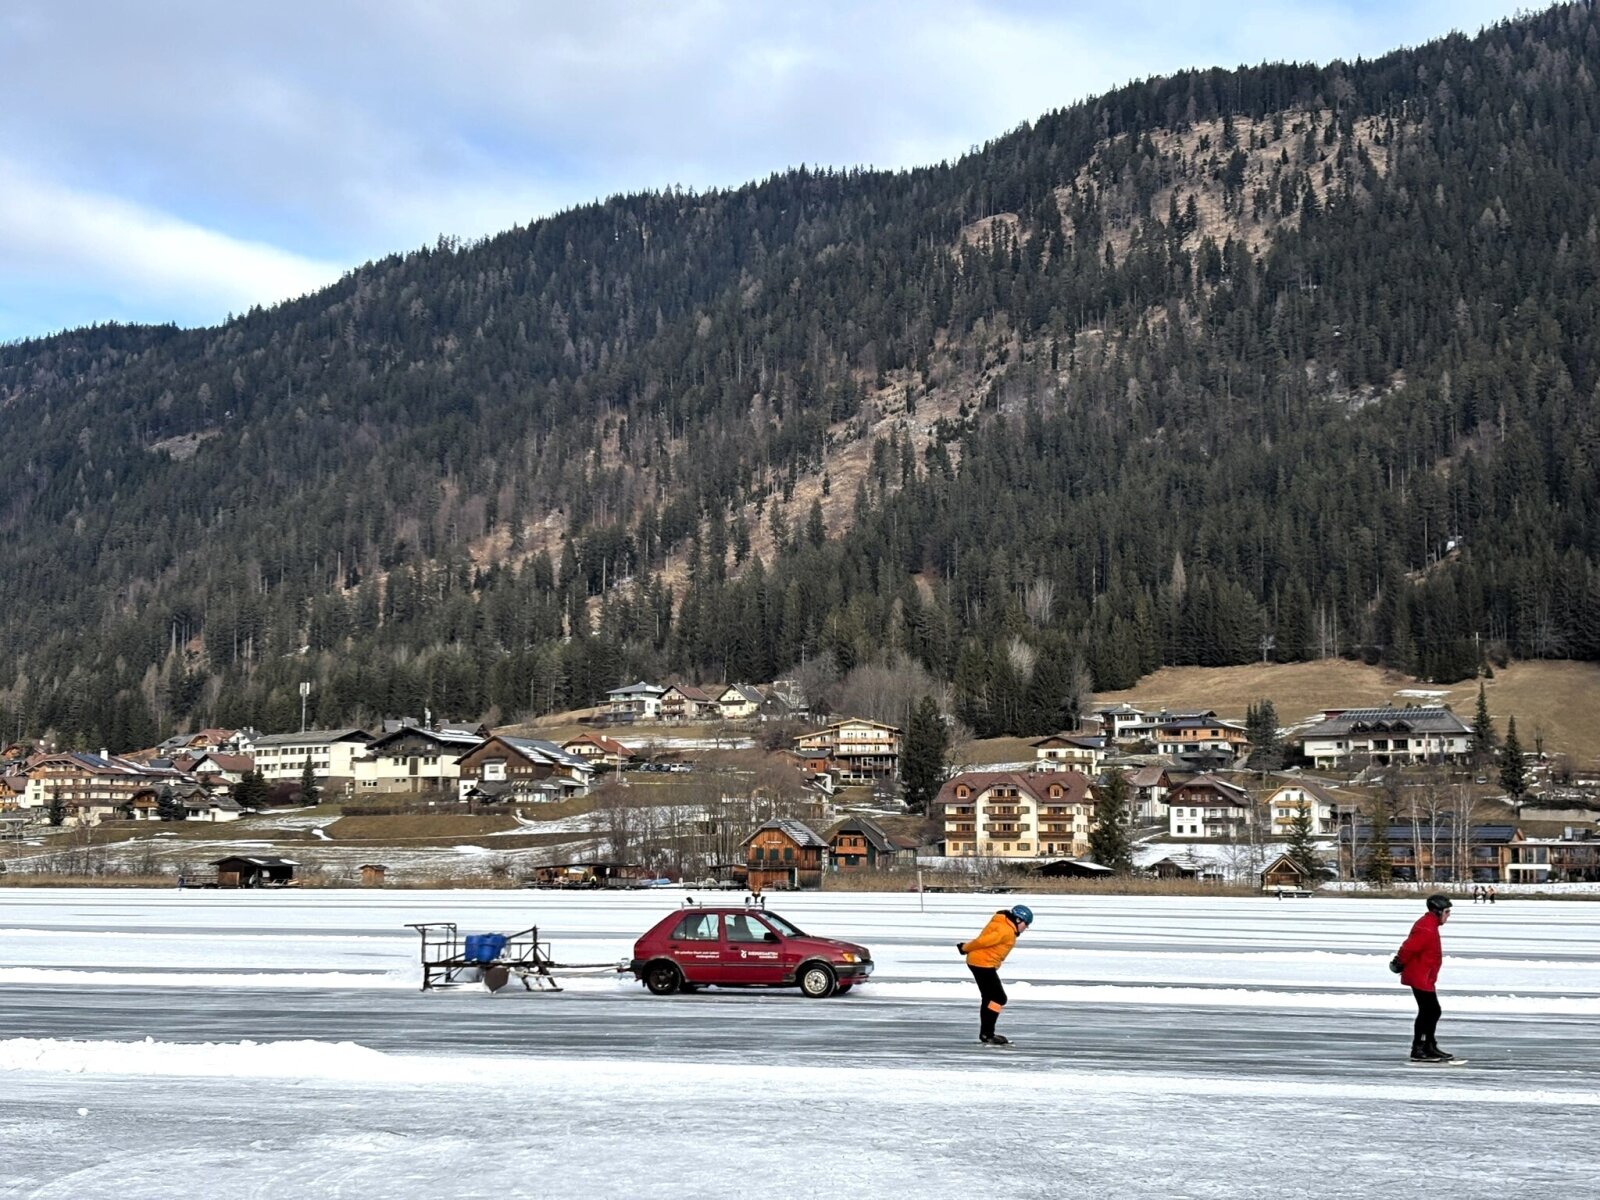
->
<box><xmin>760</xmin><ymin>912</ymin><xmax>805</xmax><ymax>937</ymax></box>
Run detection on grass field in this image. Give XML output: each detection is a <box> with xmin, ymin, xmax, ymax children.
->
<box><xmin>324</xmin><ymin>814</ymin><xmax>519</xmax><ymax>841</ymax></box>
<box><xmin>1092</xmin><ymin>658</ymin><xmax>1600</xmax><ymax>762</ymax></box>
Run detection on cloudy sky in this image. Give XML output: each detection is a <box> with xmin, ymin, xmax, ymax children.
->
<box><xmin>1</xmin><ymin>0</ymin><xmax>1530</xmax><ymax>342</ymax></box>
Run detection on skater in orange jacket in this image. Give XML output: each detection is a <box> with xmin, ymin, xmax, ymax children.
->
<box><xmin>957</xmin><ymin>905</ymin><xmax>1032</xmax><ymax>1045</ymax></box>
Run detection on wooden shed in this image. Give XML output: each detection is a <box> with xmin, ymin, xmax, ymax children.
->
<box><xmin>1037</xmin><ymin>858</ymin><xmax>1115</xmax><ymax>879</ymax></box>
<box><xmin>1260</xmin><ymin>853</ymin><xmax>1316</xmax><ymax>894</ymax></box>
<box><xmin>212</xmin><ymin>855</ymin><xmax>298</xmax><ymax>888</ymax></box>
<box><xmin>360</xmin><ymin>863</ymin><xmax>388</xmax><ymax>887</ymax></box>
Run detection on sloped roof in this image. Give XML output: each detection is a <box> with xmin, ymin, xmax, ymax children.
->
<box><xmin>211</xmin><ymin>856</ymin><xmax>299</xmax><ymax>867</ymax></box>
<box><xmin>252</xmin><ymin>728</ymin><xmax>372</xmax><ymax>748</ymax></box>
<box><xmin>366</xmin><ymin>725</ymin><xmax>483</xmax><ymax>753</ymax></box>
<box><xmin>1031</xmin><ymin>734</ymin><xmax>1107</xmax><ymax>750</ymax></box>
<box><xmin>1339</xmin><ymin>822</ymin><xmax>1518</xmax><ymax>844</ymax></box>
<box><xmin>1303</xmin><ymin>707</ymin><xmax>1470</xmax><ymax>737</ymax></box>
<box><xmin>191</xmin><ymin>753</ymin><xmax>255</xmax><ymax>773</ymax></box>
<box><xmin>934</xmin><ymin>770</ymin><xmax>1094</xmax><ymax>812</ymax></box>
<box><xmin>1125</xmin><ymin>766</ymin><xmax>1171</xmax><ymax>787</ymax></box>
<box><xmin>564</xmin><ymin>733</ymin><xmax>631</xmax><ymax>756</ymax></box>
<box><xmin>1266</xmin><ymin>778</ymin><xmax>1341</xmax><ymax>805</ymax></box>
<box><xmin>741</xmin><ymin>818</ymin><xmax>827</xmax><ymax>849</ymax></box>
<box><xmin>607</xmin><ymin>681</ymin><xmax>667</xmax><ymax>697</ymax></box>
<box><xmin>828</xmin><ymin>815</ymin><xmax>896</xmax><ymax>852</ymax></box>
<box><xmin>498</xmin><ymin>736</ymin><xmax>591</xmax><ymax>771</ymax></box>
<box><xmin>664</xmin><ymin>683</ymin><xmax>717</xmax><ymax>703</ymax></box>
<box><xmin>1167</xmin><ymin>774</ymin><xmax>1253</xmax><ymax>806</ymax></box>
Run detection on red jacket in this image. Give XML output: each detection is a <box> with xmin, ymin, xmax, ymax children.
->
<box><xmin>1397</xmin><ymin>912</ymin><xmax>1444</xmax><ymax>991</ymax></box>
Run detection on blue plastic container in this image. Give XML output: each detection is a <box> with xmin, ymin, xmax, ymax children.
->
<box><xmin>463</xmin><ymin>933</ymin><xmax>507</xmax><ymax>963</ymax></box>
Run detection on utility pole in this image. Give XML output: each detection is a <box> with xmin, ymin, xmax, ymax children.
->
<box><xmin>299</xmin><ymin>682</ymin><xmax>312</xmax><ymax>734</ymax></box>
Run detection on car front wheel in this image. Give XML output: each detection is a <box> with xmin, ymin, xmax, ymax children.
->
<box><xmin>644</xmin><ymin>961</ymin><xmax>682</xmax><ymax>996</ymax></box>
<box><xmin>799</xmin><ymin>962</ymin><xmax>836</xmax><ymax>999</ymax></box>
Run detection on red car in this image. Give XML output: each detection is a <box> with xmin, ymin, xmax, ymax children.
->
<box><xmin>630</xmin><ymin>904</ymin><xmax>873</xmax><ymax>998</ymax></box>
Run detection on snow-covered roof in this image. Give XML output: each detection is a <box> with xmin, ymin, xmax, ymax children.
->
<box><xmin>252</xmin><ymin>728</ymin><xmax>372</xmax><ymax>747</ymax></box>
<box><xmin>742</xmin><ymin>819</ymin><xmax>827</xmax><ymax>849</ymax></box>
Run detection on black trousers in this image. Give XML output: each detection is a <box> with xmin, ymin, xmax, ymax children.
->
<box><xmin>1411</xmin><ymin>987</ymin><xmax>1441</xmax><ymax>1045</ymax></box>
<box><xmin>969</xmin><ymin>965</ymin><xmax>1007</xmax><ymax>1037</ymax></box>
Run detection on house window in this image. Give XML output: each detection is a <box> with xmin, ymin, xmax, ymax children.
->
<box><xmin>783</xmin><ymin>847</ymin><xmax>794</xmax><ymax>863</ymax></box>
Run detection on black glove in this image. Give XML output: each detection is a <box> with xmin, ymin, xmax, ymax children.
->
<box><xmin>1388</xmin><ymin>955</ymin><xmax>1403</xmax><ymax>974</ymax></box>
<box><xmin>956</xmin><ymin>942</ymin><xmax>967</xmax><ymax>954</ymax></box>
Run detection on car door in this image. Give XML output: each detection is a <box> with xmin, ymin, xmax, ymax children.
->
<box><xmin>719</xmin><ymin>912</ymin><xmax>787</xmax><ymax>985</ymax></box>
<box><xmin>666</xmin><ymin>911</ymin><xmax>726</xmax><ymax>984</ymax></box>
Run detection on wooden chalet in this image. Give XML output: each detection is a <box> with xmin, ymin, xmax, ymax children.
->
<box><xmin>456</xmin><ymin>735</ymin><xmax>594</xmax><ymax>799</ymax></box>
<box><xmin>1260</xmin><ymin>853</ymin><xmax>1319</xmax><ymax>893</ymax></box>
<box><xmin>660</xmin><ymin>684</ymin><xmax>722</xmax><ymax>722</ymax></box>
<box><xmin>743</xmin><ymin>819</ymin><xmax>828</xmax><ymax>891</ymax></box>
<box><xmin>827</xmin><ymin>815</ymin><xmax>915</xmax><ymax>871</ymax></box>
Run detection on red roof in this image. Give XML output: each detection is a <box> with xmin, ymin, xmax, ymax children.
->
<box><xmin>934</xmin><ymin>770</ymin><xmax>1093</xmax><ymax>812</ymax></box>
<box><xmin>564</xmin><ymin>733</ymin><xmax>630</xmax><ymax>757</ymax></box>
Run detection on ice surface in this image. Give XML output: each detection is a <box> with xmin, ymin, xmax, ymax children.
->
<box><xmin>3</xmin><ymin>889</ymin><xmax>1599</xmax><ymax>1198</ymax></box>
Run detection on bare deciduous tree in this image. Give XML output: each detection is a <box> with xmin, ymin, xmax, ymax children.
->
<box><xmin>1023</xmin><ymin>577</ymin><xmax>1056</xmax><ymax>628</ymax></box>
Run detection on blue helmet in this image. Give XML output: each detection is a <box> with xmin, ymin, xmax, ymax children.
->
<box><xmin>1008</xmin><ymin>905</ymin><xmax>1034</xmax><ymax>926</ymax></box>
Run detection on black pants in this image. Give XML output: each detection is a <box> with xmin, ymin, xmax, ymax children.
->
<box><xmin>1411</xmin><ymin>987</ymin><xmax>1441</xmax><ymax>1045</ymax></box>
<box><xmin>969</xmin><ymin>965</ymin><xmax>1007</xmax><ymax>1038</ymax></box>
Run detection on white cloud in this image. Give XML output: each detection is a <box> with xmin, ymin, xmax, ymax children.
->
<box><xmin>0</xmin><ymin>161</ymin><xmax>344</xmax><ymax>319</ymax></box>
<box><xmin>0</xmin><ymin>0</ymin><xmax>1534</xmax><ymax>337</ymax></box>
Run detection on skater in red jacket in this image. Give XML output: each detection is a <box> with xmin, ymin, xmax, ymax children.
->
<box><xmin>1395</xmin><ymin>894</ymin><xmax>1456</xmax><ymax>1062</ymax></box>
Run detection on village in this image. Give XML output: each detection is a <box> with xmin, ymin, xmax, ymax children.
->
<box><xmin>3</xmin><ymin>675</ymin><xmax>1597</xmax><ymax>894</ymax></box>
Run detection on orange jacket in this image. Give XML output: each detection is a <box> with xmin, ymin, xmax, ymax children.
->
<box><xmin>960</xmin><ymin>911</ymin><xmax>1019</xmax><ymax>969</ymax></box>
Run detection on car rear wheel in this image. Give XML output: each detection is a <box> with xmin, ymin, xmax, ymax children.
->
<box><xmin>799</xmin><ymin>962</ymin><xmax>837</xmax><ymax>999</ymax></box>
<box><xmin>644</xmin><ymin>961</ymin><xmax>682</xmax><ymax>996</ymax></box>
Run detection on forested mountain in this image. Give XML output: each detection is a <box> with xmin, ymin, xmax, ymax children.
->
<box><xmin>3</xmin><ymin>2</ymin><xmax>1599</xmax><ymax>749</ymax></box>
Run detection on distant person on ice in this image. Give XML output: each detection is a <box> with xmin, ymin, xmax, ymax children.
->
<box><xmin>1394</xmin><ymin>894</ymin><xmax>1458</xmax><ymax>1063</ymax></box>
<box><xmin>957</xmin><ymin>905</ymin><xmax>1032</xmax><ymax>1046</ymax></box>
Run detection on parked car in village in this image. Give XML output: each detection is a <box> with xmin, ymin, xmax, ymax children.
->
<box><xmin>629</xmin><ymin>903</ymin><xmax>873</xmax><ymax>998</ymax></box>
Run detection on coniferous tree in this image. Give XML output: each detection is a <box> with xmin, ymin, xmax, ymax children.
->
<box><xmin>1471</xmin><ymin>682</ymin><xmax>1496</xmax><ymax>765</ymax></box>
<box><xmin>1244</xmin><ymin>699</ymin><xmax>1283</xmax><ymax>770</ymax></box>
<box><xmin>0</xmin><ymin>7</ymin><xmax>1598</xmax><ymax>743</ymax></box>
<box><xmin>901</xmin><ymin>696</ymin><xmax>949</xmax><ymax>816</ymax></box>
<box><xmin>233</xmin><ymin>769</ymin><xmax>271</xmax><ymax>811</ymax></box>
<box><xmin>1364</xmin><ymin>794</ymin><xmax>1394</xmax><ymax>887</ymax></box>
<box><xmin>299</xmin><ymin>757</ymin><xmax>322</xmax><ymax>808</ymax></box>
<box><xmin>1499</xmin><ymin>716</ymin><xmax>1529</xmax><ymax>807</ymax></box>
<box><xmin>1286</xmin><ymin>801</ymin><xmax>1323</xmax><ymax>885</ymax></box>
<box><xmin>156</xmin><ymin>788</ymin><xmax>185</xmax><ymax>822</ymax></box>
<box><xmin>1088</xmin><ymin>770</ymin><xmax>1134</xmax><ymax>874</ymax></box>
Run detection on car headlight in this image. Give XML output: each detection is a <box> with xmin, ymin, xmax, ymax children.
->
<box><xmin>839</xmin><ymin>952</ymin><xmax>859</xmax><ymax>963</ymax></box>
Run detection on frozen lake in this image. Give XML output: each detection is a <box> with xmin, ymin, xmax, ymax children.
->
<box><xmin>3</xmin><ymin>889</ymin><xmax>1598</xmax><ymax>1198</ymax></box>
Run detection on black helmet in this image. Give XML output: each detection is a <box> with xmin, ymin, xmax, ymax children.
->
<box><xmin>1426</xmin><ymin>894</ymin><xmax>1453</xmax><ymax>914</ymax></box>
